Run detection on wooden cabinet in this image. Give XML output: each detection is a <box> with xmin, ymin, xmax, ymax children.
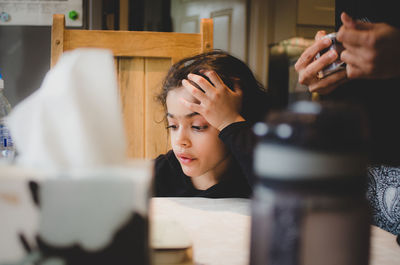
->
<box><xmin>296</xmin><ymin>0</ymin><xmax>335</xmax><ymax>39</ymax></box>
<box><xmin>297</xmin><ymin>0</ymin><xmax>335</xmax><ymax>26</ymax></box>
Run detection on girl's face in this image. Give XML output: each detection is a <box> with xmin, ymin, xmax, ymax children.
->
<box><xmin>166</xmin><ymin>86</ymin><xmax>230</xmax><ymax>179</ymax></box>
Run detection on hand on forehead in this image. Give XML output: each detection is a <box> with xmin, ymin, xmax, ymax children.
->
<box><xmin>166</xmin><ymin>86</ymin><xmax>201</xmax><ymax>118</ymax></box>
<box><xmin>175</xmin><ymin>86</ymin><xmax>201</xmax><ymax>104</ymax></box>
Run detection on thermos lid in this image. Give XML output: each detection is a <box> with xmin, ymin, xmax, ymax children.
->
<box><xmin>254</xmin><ymin>101</ymin><xmax>369</xmax><ymax>180</ymax></box>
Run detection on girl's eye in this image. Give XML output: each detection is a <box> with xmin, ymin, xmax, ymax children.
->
<box><xmin>192</xmin><ymin>125</ymin><xmax>208</xmax><ymax>131</ymax></box>
<box><xmin>166</xmin><ymin>125</ymin><xmax>177</xmax><ymax>130</ymax></box>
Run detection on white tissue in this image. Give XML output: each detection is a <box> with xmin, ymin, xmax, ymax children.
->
<box><xmin>7</xmin><ymin>48</ymin><xmax>127</xmax><ymax>170</ymax></box>
<box><xmin>38</xmin><ymin>165</ymin><xmax>153</xmax><ymax>250</ymax></box>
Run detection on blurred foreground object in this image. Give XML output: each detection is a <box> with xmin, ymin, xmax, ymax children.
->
<box><xmin>250</xmin><ymin>101</ymin><xmax>370</xmax><ymax>265</ymax></box>
<box><xmin>0</xmin><ymin>162</ymin><xmax>153</xmax><ymax>265</ymax></box>
<box><xmin>6</xmin><ymin>48</ymin><xmax>126</xmax><ymax>170</ymax></box>
<box><xmin>1</xmin><ymin>49</ymin><xmax>154</xmax><ymax>264</ymax></box>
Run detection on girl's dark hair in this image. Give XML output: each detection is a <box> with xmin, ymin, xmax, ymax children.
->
<box><xmin>157</xmin><ymin>50</ymin><xmax>270</xmax><ymax>124</ymax></box>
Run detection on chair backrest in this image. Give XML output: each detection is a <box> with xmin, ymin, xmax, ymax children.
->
<box><xmin>51</xmin><ymin>14</ymin><xmax>213</xmax><ymax>159</ymax></box>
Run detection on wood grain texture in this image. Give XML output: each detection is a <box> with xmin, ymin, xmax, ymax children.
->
<box><xmin>51</xmin><ymin>14</ymin><xmax>65</xmax><ymax>68</ymax></box>
<box><xmin>118</xmin><ymin>57</ymin><xmax>146</xmax><ymax>158</ymax></box>
<box><xmin>64</xmin><ymin>30</ymin><xmax>202</xmax><ymax>60</ymax></box>
<box><xmin>144</xmin><ymin>58</ymin><xmax>171</xmax><ymax>159</ymax></box>
<box><xmin>51</xmin><ymin>14</ymin><xmax>213</xmax><ymax>159</ymax></box>
<box><xmin>201</xmin><ymin>18</ymin><xmax>214</xmax><ymax>53</ymax></box>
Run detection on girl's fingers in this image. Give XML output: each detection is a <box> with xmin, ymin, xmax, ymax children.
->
<box><xmin>202</xmin><ymin>70</ymin><xmax>226</xmax><ymax>90</ymax></box>
<box><xmin>187</xmin><ymin>73</ymin><xmax>216</xmax><ymax>95</ymax></box>
<box><xmin>182</xmin><ymin>79</ymin><xmax>208</xmax><ymax>102</ymax></box>
<box><xmin>179</xmin><ymin>97</ymin><xmax>202</xmax><ymax>114</ymax></box>
<box><xmin>201</xmin><ymin>70</ymin><xmax>242</xmax><ymax>97</ymax></box>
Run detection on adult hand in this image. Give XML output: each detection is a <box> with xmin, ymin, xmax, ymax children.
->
<box><xmin>180</xmin><ymin>70</ymin><xmax>245</xmax><ymax>131</ymax></box>
<box><xmin>337</xmin><ymin>12</ymin><xmax>400</xmax><ymax>79</ymax></box>
<box><xmin>295</xmin><ymin>31</ymin><xmax>348</xmax><ymax>94</ymax></box>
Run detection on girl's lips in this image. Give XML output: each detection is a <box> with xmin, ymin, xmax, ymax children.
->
<box><xmin>177</xmin><ymin>155</ymin><xmax>196</xmax><ymax>164</ymax></box>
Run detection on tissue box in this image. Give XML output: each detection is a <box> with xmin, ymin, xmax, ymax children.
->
<box><xmin>0</xmin><ymin>161</ymin><xmax>153</xmax><ymax>265</ymax></box>
<box><xmin>0</xmin><ymin>165</ymin><xmax>42</xmax><ymax>264</ymax></box>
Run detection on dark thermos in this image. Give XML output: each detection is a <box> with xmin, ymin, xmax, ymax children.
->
<box><xmin>250</xmin><ymin>101</ymin><xmax>370</xmax><ymax>265</ymax></box>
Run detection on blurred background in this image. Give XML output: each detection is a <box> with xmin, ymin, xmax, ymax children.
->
<box><xmin>0</xmin><ymin>0</ymin><xmax>334</xmax><ymax>108</ymax></box>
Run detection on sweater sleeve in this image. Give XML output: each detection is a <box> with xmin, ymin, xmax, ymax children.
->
<box><xmin>219</xmin><ymin>121</ymin><xmax>258</xmax><ymax>186</ymax></box>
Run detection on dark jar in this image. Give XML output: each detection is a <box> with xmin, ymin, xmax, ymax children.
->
<box><xmin>250</xmin><ymin>101</ymin><xmax>371</xmax><ymax>265</ymax></box>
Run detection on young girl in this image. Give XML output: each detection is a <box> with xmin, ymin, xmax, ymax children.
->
<box><xmin>154</xmin><ymin>50</ymin><xmax>270</xmax><ymax>198</ymax></box>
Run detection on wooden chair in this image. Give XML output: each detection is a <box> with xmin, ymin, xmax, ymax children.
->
<box><xmin>51</xmin><ymin>14</ymin><xmax>213</xmax><ymax>159</ymax></box>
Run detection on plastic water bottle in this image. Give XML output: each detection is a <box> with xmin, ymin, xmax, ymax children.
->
<box><xmin>0</xmin><ymin>71</ymin><xmax>15</xmax><ymax>161</ymax></box>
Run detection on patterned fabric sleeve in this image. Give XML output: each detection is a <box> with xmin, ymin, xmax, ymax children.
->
<box><xmin>367</xmin><ymin>165</ymin><xmax>400</xmax><ymax>235</ymax></box>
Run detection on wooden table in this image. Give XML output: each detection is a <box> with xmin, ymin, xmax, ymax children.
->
<box><xmin>150</xmin><ymin>197</ymin><xmax>400</xmax><ymax>265</ymax></box>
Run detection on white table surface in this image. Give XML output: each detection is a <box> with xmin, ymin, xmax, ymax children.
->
<box><xmin>150</xmin><ymin>197</ymin><xmax>400</xmax><ymax>265</ymax></box>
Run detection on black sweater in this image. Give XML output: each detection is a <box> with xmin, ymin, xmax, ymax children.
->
<box><xmin>153</xmin><ymin>122</ymin><xmax>253</xmax><ymax>198</ymax></box>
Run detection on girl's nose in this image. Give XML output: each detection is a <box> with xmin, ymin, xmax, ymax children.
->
<box><xmin>176</xmin><ymin>129</ymin><xmax>191</xmax><ymax>147</ymax></box>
